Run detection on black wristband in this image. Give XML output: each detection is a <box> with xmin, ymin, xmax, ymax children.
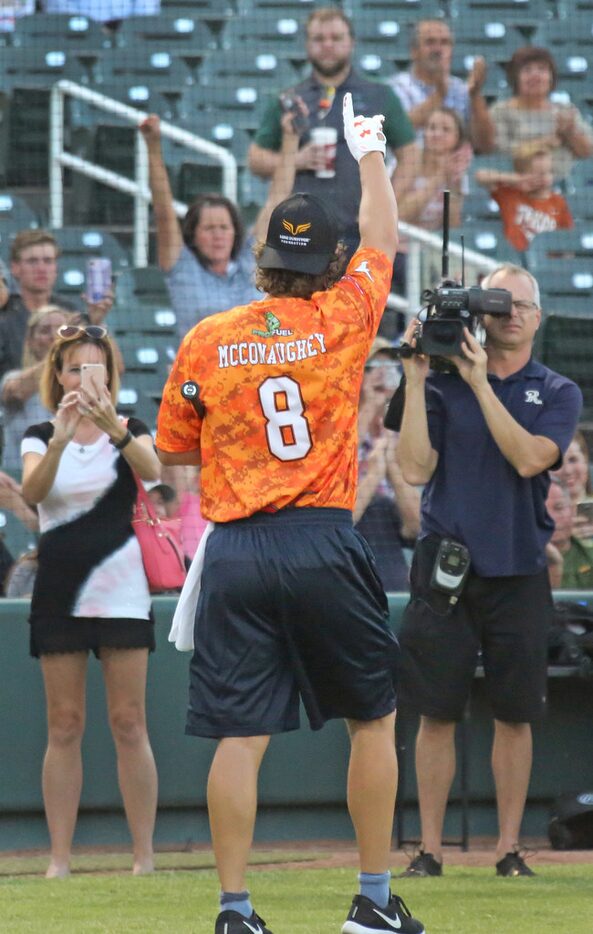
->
<box><xmin>111</xmin><ymin>429</ymin><xmax>133</xmax><ymax>451</ymax></box>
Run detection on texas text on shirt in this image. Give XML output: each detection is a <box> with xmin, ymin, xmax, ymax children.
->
<box><xmin>156</xmin><ymin>247</ymin><xmax>392</xmax><ymax>521</ymax></box>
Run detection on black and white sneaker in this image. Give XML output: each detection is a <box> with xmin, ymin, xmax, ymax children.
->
<box><xmin>342</xmin><ymin>892</ymin><xmax>426</xmax><ymax>934</ymax></box>
<box><xmin>215</xmin><ymin>909</ymin><xmax>274</xmax><ymax>934</ymax></box>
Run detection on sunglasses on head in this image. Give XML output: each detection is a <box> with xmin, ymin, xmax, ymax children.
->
<box><xmin>57</xmin><ymin>324</ymin><xmax>107</xmax><ymax>341</ymax></box>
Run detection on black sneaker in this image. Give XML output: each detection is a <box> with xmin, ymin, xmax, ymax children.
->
<box><xmin>496</xmin><ymin>847</ymin><xmax>535</xmax><ymax>877</ymax></box>
<box><xmin>342</xmin><ymin>892</ymin><xmax>425</xmax><ymax>934</ymax></box>
<box><xmin>398</xmin><ymin>850</ymin><xmax>443</xmax><ymax>878</ymax></box>
<box><xmin>215</xmin><ymin>909</ymin><xmax>274</xmax><ymax>934</ymax></box>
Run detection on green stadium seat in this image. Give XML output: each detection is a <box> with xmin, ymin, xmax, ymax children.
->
<box><xmin>10</xmin><ymin>12</ymin><xmax>112</xmax><ymax>73</ymax></box>
<box><xmin>0</xmin><ymin>47</ymin><xmax>88</xmax><ymax>186</ymax></box>
<box><xmin>0</xmin><ymin>193</ymin><xmax>40</xmax><ymax>229</ymax></box>
<box><xmin>451</xmin><ymin>0</ymin><xmax>549</xmax><ymax>32</ymax></box>
<box><xmin>109</xmin><ymin>302</ymin><xmax>178</xmax><ymax>337</ymax></box>
<box><xmin>532</xmin><ymin>16</ymin><xmax>593</xmax><ymax>84</ymax></box>
<box><xmin>178</xmin><ymin>83</ymin><xmax>269</xmax><ymax>135</ymax></box>
<box><xmin>344</xmin><ymin>0</ymin><xmax>444</xmax><ymax>18</ymax></box>
<box><xmin>219</xmin><ymin>14</ymin><xmax>308</xmax><ymax>75</ymax></box>
<box><xmin>448</xmin><ymin>14</ymin><xmax>525</xmax><ymax>64</ymax></box>
<box><xmin>526</xmin><ymin>223</ymin><xmax>593</xmax><ymax>273</ymax></box>
<box><xmin>540</xmin><ymin>313</ymin><xmax>593</xmax><ymax>420</ymax></box>
<box><xmin>113</xmin><ymin>13</ymin><xmax>216</xmax><ymax>85</ymax></box>
<box><xmin>116</xmin><ymin>265</ymin><xmax>171</xmax><ymax>307</ymax></box>
<box><xmin>462</xmin><ymin>189</ymin><xmax>501</xmax><ymax>224</ymax></box>
<box><xmin>199</xmin><ymin>50</ymin><xmax>300</xmax><ymax>95</ymax></box>
<box><xmin>450</xmin><ymin>219</ymin><xmax>521</xmax><ymax>263</ymax></box>
<box><xmin>538</xmin><ymin>267</ymin><xmax>593</xmax><ymax>303</ymax></box>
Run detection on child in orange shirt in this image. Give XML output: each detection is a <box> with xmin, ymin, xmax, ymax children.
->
<box><xmin>475</xmin><ymin>144</ymin><xmax>573</xmax><ymax>252</ymax></box>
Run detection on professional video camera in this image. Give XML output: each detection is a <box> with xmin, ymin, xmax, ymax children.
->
<box><xmin>399</xmin><ymin>191</ymin><xmax>512</xmax><ymax>359</ymax></box>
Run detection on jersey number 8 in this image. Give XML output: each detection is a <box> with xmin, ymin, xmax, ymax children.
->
<box><xmin>258</xmin><ymin>376</ymin><xmax>312</xmax><ymax>462</ymax></box>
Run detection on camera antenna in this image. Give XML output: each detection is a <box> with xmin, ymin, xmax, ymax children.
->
<box><xmin>461</xmin><ymin>234</ymin><xmax>465</xmax><ymax>288</ymax></box>
<box><xmin>441</xmin><ymin>189</ymin><xmax>450</xmax><ymax>280</ymax></box>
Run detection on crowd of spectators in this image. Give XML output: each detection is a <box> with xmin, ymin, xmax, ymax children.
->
<box><xmin>1</xmin><ymin>5</ymin><xmax>593</xmax><ymax>598</ymax></box>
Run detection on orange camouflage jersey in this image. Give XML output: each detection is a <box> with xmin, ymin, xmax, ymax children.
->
<box><xmin>156</xmin><ymin>247</ymin><xmax>393</xmax><ymax>522</ymax></box>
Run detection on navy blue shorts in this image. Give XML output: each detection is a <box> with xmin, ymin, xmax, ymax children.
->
<box><xmin>186</xmin><ymin>508</ymin><xmax>399</xmax><ymax>738</ymax></box>
<box><xmin>398</xmin><ymin>536</ymin><xmax>552</xmax><ymax>723</ymax></box>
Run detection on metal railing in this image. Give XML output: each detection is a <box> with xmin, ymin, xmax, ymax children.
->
<box><xmin>49</xmin><ymin>80</ymin><xmax>237</xmax><ymax>267</ymax></box>
<box><xmin>49</xmin><ymin>80</ymin><xmax>497</xmax><ymax>320</ymax></box>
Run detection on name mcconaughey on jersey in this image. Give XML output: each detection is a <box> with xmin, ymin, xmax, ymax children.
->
<box><xmin>217</xmin><ymin>333</ymin><xmax>327</xmax><ymax>369</ymax></box>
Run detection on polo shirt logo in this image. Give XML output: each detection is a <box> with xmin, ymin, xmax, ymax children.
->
<box><xmin>525</xmin><ymin>389</ymin><xmax>543</xmax><ymax>405</ymax></box>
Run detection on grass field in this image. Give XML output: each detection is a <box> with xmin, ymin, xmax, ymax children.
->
<box><xmin>1</xmin><ymin>853</ymin><xmax>593</xmax><ymax>934</ymax></box>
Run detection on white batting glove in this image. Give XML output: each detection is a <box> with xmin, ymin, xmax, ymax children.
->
<box><xmin>343</xmin><ymin>91</ymin><xmax>386</xmax><ymax>163</ymax></box>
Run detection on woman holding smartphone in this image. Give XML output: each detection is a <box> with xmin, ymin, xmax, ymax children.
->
<box><xmin>21</xmin><ymin>324</ymin><xmax>161</xmax><ymax>879</ymax></box>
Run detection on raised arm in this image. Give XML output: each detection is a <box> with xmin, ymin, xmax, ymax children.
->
<box><xmin>138</xmin><ymin>115</ymin><xmax>184</xmax><ymax>272</ymax></box>
<box><xmin>343</xmin><ymin>92</ymin><xmax>398</xmax><ymax>262</ymax></box>
<box><xmin>252</xmin><ymin>107</ymin><xmax>302</xmax><ymax>244</ymax></box>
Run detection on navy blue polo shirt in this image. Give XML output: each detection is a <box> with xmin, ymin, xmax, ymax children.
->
<box><xmin>421</xmin><ymin>359</ymin><xmax>582</xmax><ymax>577</ymax></box>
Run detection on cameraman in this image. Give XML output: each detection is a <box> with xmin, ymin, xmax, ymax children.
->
<box><xmin>395</xmin><ymin>263</ymin><xmax>582</xmax><ymax>877</ymax></box>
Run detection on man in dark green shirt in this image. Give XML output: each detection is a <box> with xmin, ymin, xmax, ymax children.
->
<box><xmin>248</xmin><ymin>6</ymin><xmax>418</xmax><ymax>257</ymax></box>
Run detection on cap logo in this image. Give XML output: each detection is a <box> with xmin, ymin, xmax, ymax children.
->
<box><xmin>282</xmin><ymin>219</ymin><xmax>312</xmax><ymax>236</ymax></box>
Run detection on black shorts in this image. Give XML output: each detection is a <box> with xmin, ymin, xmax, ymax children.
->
<box><xmin>398</xmin><ymin>536</ymin><xmax>552</xmax><ymax>723</ymax></box>
<box><xmin>30</xmin><ymin>616</ymin><xmax>155</xmax><ymax>659</ymax></box>
<box><xmin>186</xmin><ymin>508</ymin><xmax>399</xmax><ymax>738</ymax></box>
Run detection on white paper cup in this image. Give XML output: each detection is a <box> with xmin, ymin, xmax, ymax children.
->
<box><xmin>310</xmin><ymin>126</ymin><xmax>338</xmax><ymax>178</ymax></box>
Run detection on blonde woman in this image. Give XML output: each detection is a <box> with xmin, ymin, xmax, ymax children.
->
<box><xmin>21</xmin><ymin>324</ymin><xmax>160</xmax><ymax>879</ymax></box>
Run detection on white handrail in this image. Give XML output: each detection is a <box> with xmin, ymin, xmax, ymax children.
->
<box><xmin>49</xmin><ymin>80</ymin><xmax>238</xmax><ymax>266</ymax></box>
<box><xmin>49</xmin><ymin>80</ymin><xmax>498</xmax><ymax>320</ymax></box>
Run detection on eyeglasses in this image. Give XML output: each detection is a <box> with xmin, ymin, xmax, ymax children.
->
<box><xmin>511</xmin><ymin>300</ymin><xmax>539</xmax><ymax>314</ymax></box>
<box><xmin>57</xmin><ymin>324</ymin><xmax>107</xmax><ymax>341</ymax></box>
<box><xmin>365</xmin><ymin>360</ymin><xmax>399</xmax><ymax>372</ymax></box>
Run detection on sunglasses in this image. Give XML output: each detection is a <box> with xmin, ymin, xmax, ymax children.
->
<box><xmin>57</xmin><ymin>324</ymin><xmax>107</xmax><ymax>341</ymax></box>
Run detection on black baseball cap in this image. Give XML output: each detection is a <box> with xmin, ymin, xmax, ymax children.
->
<box><xmin>259</xmin><ymin>192</ymin><xmax>340</xmax><ymax>275</ymax></box>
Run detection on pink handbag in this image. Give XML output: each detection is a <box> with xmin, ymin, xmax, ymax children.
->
<box><xmin>132</xmin><ymin>474</ymin><xmax>186</xmax><ymax>593</ymax></box>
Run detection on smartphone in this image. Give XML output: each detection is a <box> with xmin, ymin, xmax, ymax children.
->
<box><xmin>86</xmin><ymin>257</ymin><xmax>112</xmax><ymax>303</ymax></box>
<box><xmin>279</xmin><ymin>92</ymin><xmax>308</xmax><ymax>135</ymax></box>
<box><xmin>577</xmin><ymin>500</ymin><xmax>593</xmax><ymax>521</ymax></box>
<box><xmin>80</xmin><ymin>363</ymin><xmax>105</xmax><ymax>398</ymax></box>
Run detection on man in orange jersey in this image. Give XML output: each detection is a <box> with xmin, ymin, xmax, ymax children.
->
<box><xmin>156</xmin><ymin>94</ymin><xmax>425</xmax><ymax>934</ymax></box>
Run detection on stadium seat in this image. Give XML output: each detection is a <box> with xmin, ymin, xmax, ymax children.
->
<box><xmin>199</xmin><ymin>49</ymin><xmax>300</xmax><ymax>94</ymax></box>
<box><xmin>462</xmin><ymin>189</ymin><xmax>501</xmax><ymax>224</ymax></box>
<box><xmin>0</xmin><ymin>193</ymin><xmax>40</xmax><ymax>230</ymax></box>
<box><xmin>113</xmin><ymin>13</ymin><xmax>216</xmax><ymax>85</ymax></box>
<box><xmin>526</xmin><ymin>222</ymin><xmax>593</xmax><ymax>273</ymax></box>
<box><xmin>344</xmin><ymin>0</ymin><xmax>445</xmax><ymax>18</ymax></box>
<box><xmin>116</xmin><ymin>333</ymin><xmax>177</xmax><ymax>394</ymax></box>
<box><xmin>52</xmin><ymin>226</ymin><xmax>131</xmax><ymax>270</ymax></box>
<box><xmin>449</xmin><ymin>220</ymin><xmax>521</xmax><ymax>264</ymax></box>
<box><xmin>10</xmin><ymin>12</ymin><xmax>112</xmax><ymax>74</ymax></box>
<box><xmin>566</xmin><ymin>190</ymin><xmax>593</xmax><ymax>222</ymax></box>
<box><xmin>448</xmin><ymin>14</ymin><xmax>525</xmax><ymax>64</ymax></box>
<box><xmin>178</xmin><ymin>83</ymin><xmax>269</xmax><ymax>135</ymax></box>
<box><xmin>0</xmin><ymin>47</ymin><xmax>88</xmax><ymax>186</ymax></box>
<box><xmin>532</xmin><ymin>17</ymin><xmax>593</xmax><ymax>84</ymax></box>
<box><xmin>116</xmin><ymin>265</ymin><xmax>171</xmax><ymax>307</ymax></box>
<box><xmin>540</xmin><ymin>314</ymin><xmax>593</xmax><ymax>420</ymax></box>
<box><xmin>467</xmin><ymin>153</ymin><xmax>514</xmax><ymax>194</ymax></box>
<box><xmin>109</xmin><ymin>303</ymin><xmax>178</xmax><ymax>337</ymax></box>
<box><xmin>95</xmin><ymin>48</ymin><xmax>195</xmax><ymax>96</ymax></box>
<box><xmin>451</xmin><ymin>0</ymin><xmax>549</xmax><ymax>32</ymax></box>
<box><xmin>537</xmin><ymin>267</ymin><xmax>593</xmax><ymax>304</ymax></box>
<box><xmin>564</xmin><ymin>160</ymin><xmax>593</xmax><ymax>198</ymax></box>
<box><xmin>219</xmin><ymin>12</ymin><xmax>308</xmax><ymax>74</ymax></box>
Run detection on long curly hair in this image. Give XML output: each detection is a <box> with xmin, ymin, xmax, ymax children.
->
<box><xmin>253</xmin><ymin>241</ymin><xmax>348</xmax><ymax>298</ymax></box>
